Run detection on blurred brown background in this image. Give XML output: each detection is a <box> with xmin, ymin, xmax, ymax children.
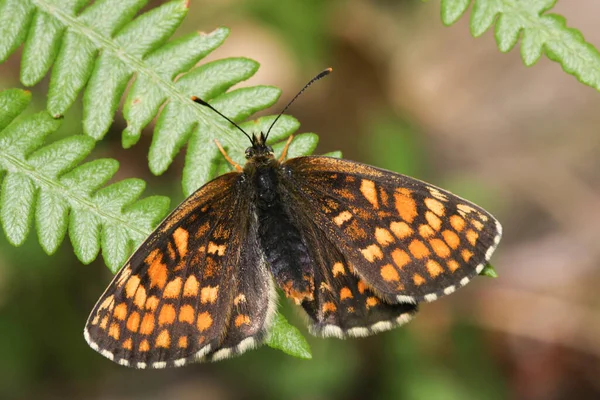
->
<box><xmin>1</xmin><ymin>0</ymin><xmax>600</xmax><ymax>399</ymax></box>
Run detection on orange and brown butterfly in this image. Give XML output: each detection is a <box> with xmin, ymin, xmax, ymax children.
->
<box><xmin>84</xmin><ymin>68</ymin><xmax>502</xmax><ymax>368</ymax></box>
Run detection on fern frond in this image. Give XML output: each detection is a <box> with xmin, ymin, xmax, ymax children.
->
<box><xmin>0</xmin><ymin>88</ymin><xmax>170</xmax><ymax>272</ymax></box>
<box><xmin>441</xmin><ymin>0</ymin><xmax>600</xmax><ymax>90</ymax></box>
<box><xmin>0</xmin><ymin>0</ymin><xmax>319</xmax><ymax>196</ymax></box>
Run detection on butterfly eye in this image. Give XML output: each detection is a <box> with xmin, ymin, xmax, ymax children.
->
<box><xmin>267</xmin><ymin>146</ymin><xmax>273</xmax><ymax>153</ymax></box>
<box><xmin>245</xmin><ymin>147</ymin><xmax>255</xmax><ymax>158</ymax></box>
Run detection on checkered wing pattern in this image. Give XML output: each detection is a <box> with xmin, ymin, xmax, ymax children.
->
<box><xmin>294</xmin><ymin>209</ymin><xmax>417</xmax><ymax>337</ymax></box>
<box><xmin>84</xmin><ymin>173</ymin><xmax>275</xmax><ymax>369</ymax></box>
<box><xmin>284</xmin><ymin>156</ymin><xmax>502</xmax><ymax>305</ymax></box>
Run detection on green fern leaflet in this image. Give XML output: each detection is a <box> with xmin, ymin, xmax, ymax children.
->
<box><xmin>441</xmin><ymin>0</ymin><xmax>600</xmax><ymax>91</ymax></box>
<box><xmin>0</xmin><ymin>0</ymin><xmax>323</xmax><ymax>196</ymax></box>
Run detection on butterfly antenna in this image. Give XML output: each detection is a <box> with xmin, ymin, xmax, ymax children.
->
<box><xmin>265</xmin><ymin>67</ymin><xmax>332</xmax><ymax>140</ymax></box>
<box><xmin>191</xmin><ymin>96</ymin><xmax>253</xmax><ymax>144</ymax></box>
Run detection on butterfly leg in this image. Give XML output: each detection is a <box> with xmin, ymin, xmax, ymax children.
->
<box><xmin>214</xmin><ymin>139</ymin><xmax>243</xmax><ymax>172</ymax></box>
<box><xmin>278</xmin><ymin>135</ymin><xmax>294</xmax><ymax>162</ymax></box>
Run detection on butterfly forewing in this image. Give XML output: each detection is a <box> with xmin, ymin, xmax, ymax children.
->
<box><xmin>84</xmin><ymin>172</ymin><xmax>275</xmax><ymax>368</ymax></box>
<box><xmin>283</xmin><ymin>156</ymin><xmax>502</xmax><ymax>304</ymax></box>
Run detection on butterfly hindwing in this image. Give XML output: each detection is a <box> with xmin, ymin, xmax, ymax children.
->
<box><xmin>283</xmin><ymin>156</ymin><xmax>502</xmax><ymax>304</ymax></box>
<box><xmin>84</xmin><ymin>172</ymin><xmax>275</xmax><ymax>368</ymax></box>
<box><xmin>294</xmin><ymin>209</ymin><xmax>418</xmax><ymax>337</ymax></box>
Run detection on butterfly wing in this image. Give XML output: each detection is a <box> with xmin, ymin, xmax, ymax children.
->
<box><xmin>283</xmin><ymin>156</ymin><xmax>502</xmax><ymax>305</ymax></box>
<box><xmin>293</xmin><ymin>210</ymin><xmax>417</xmax><ymax>337</ymax></box>
<box><xmin>84</xmin><ymin>172</ymin><xmax>276</xmax><ymax>368</ymax></box>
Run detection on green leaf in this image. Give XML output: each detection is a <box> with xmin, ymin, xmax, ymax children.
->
<box><xmin>479</xmin><ymin>263</ymin><xmax>498</xmax><ymax>278</ymax></box>
<box><xmin>440</xmin><ymin>0</ymin><xmax>600</xmax><ymax>91</ymax></box>
<box><xmin>266</xmin><ymin>313</ymin><xmax>312</xmax><ymax>360</ymax></box>
<box><xmin>323</xmin><ymin>150</ymin><xmax>342</xmax><ymax>158</ymax></box>
<box><xmin>0</xmin><ymin>89</ymin><xmax>170</xmax><ymax>269</ymax></box>
<box><xmin>441</xmin><ymin>0</ymin><xmax>470</xmax><ymax>26</ymax></box>
<box><xmin>0</xmin><ymin>0</ymin><xmax>316</xmax><ymax>194</ymax></box>
<box><xmin>0</xmin><ymin>89</ymin><xmax>31</xmax><ymax>130</ymax></box>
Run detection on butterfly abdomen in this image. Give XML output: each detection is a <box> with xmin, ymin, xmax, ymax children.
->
<box><xmin>254</xmin><ymin>164</ymin><xmax>314</xmax><ymax>303</ymax></box>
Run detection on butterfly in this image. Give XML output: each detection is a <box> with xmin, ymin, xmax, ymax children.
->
<box><xmin>84</xmin><ymin>68</ymin><xmax>502</xmax><ymax>368</ymax></box>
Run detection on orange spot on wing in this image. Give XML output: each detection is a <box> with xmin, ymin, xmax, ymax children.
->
<box><xmin>100</xmin><ymin>316</ymin><xmax>108</xmax><ymax>330</ymax></box>
<box><xmin>379</xmin><ymin>187</ymin><xmax>389</xmax><ymax>206</ymax></box>
<box><xmin>429</xmin><ymin>238</ymin><xmax>451</xmax><ymax>258</ymax></box>
<box><xmin>116</xmin><ymin>267</ymin><xmax>131</xmax><ymax>287</ymax></box>
<box><xmin>145</xmin><ymin>296</ymin><xmax>159</xmax><ymax>311</ymax></box>
<box><xmin>366</xmin><ymin>297</ymin><xmax>379</xmax><ymax>308</ymax></box>
<box><xmin>234</xmin><ymin>294</ymin><xmax>246</xmax><ymax>305</ymax></box>
<box><xmin>466</xmin><ymin>229</ymin><xmax>479</xmax><ymax>246</ymax></box>
<box><xmin>108</xmin><ymin>323</ymin><xmax>120</xmax><ymax>340</ymax></box>
<box><xmin>146</xmin><ymin>250</ymin><xmax>168</xmax><ymax>289</ymax></box>
<box><xmin>235</xmin><ymin>314</ymin><xmax>251</xmax><ymax>327</ymax></box>
<box><xmin>167</xmin><ymin>242</ymin><xmax>176</xmax><ymax>260</ymax></box>
<box><xmin>425</xmin><ymin>211</ymin><xmax>442</xmax><ymax>231</ymax></box>
<box><xmin>333</xmin><ymin>211</ymin><xmax>353</xmax><ymax>226</ymax></box>
<box><xmin>442</xmin><ymin>230</ymin><xmax>460</xmax><ymax>249</ymax></box>
<box><xmin>139</xmin><ymin>339</ymin><xmax>150</xmax><ymax>352</ymax></box>
<box><xmin>361</xmin><ymin>244</ymin><xmax>383</xmax><ymax>262</ymax></box>
<box><xmin>197</xmin><ymin>312</ymin><xmax>213</xmax><ymax>332</ymax></box>
<box><xmin>375</xmin><ymin>227</ymin><xmax>395</xmax><ymax>246</ymax></box>
<box><xmin>447</xmin><ymin>259</ymin><xmax>460</xmax><ymax>272</ymax></box>
<box><xmin>394</xmin><ymin>189</ymin><xmax>417</xmax><ymax>223</ymax></box>
<box><xmin>183</xmin><ymin>275</ymin><xmax>199</xmax><ymax>297</ymax></box>
<box><xmin>173</xmin><ymin>227</ymin><xmax>189</xmax><ymax>257</ymax></box>
<box><xmin>340</xmin><ymin>287</ymin><xmax>353</xmax><ymax>300</ymax></box>
<box><xmin>472</xmin><ymin>220</ymin><xmax>484</xmax><ymax>230</ymax></box>
<box><xmin>127</xmin><ymin>312</ymin><xmax>140</xmax><ymax>332</ymax></box>
<box><xmin>139</xmin><ymin>314</ymin><xmax>155</xmax><ymax>335</ymax></box>
<box><xmin>123</xmin><ymin>338</ymin><xmax>132</xmax><ymax>350</ymax></box>
<box><xmin>425</xmin><ymin>198</ymin><xmax>445</xmax><ymax>216</ymax></box>
<box><xmin>159</xmin><ymin>304</ymin><xmax>176</xmax><ymax>325</ymax></box>
<box><xmin>426</xmin><ymin>260</ymin><xmax>444</xmax><ymax>278</ymax></box>
<box><xmin>164</xmin><ymin>278</ymin><xmax>182</xmax><ymax>299</ymax></box>
<box><xmin>322</xmin><ymin>302</ymin><xmax>337</xmax><ymax>313</ymax></box>
<box><xmin>125</xmin><ymin>276</ymin><xmax>140</xmax><ymax>298</ymax></box>
<box><xmin>419</xmin><ymin>224</ymin><xmax>435</xmax><ymax>238</ymax></box>
<box><xmin>134</xmin><ymin>286</ymin><xmax>146</xmax><ymax>309</ymax></box>
<box><xmin>409</xmin><ymin>239</ymin><xmax>430</xmax><ymax>259</ymax></box>
<box><xmin>179</xmin><ymin>305</ymin><xmax>195</xmax><ymax>324</ymax></box>
<box><xmin>332</xmin><ymin>262</ymin><xmax>346</xmax><ymax>277</ymax></box>
<box><xmin>413</xmin><ymin>274</ymin><xmax>426</xmax><ymax>286</ymax></box>
<box><xmin>155</xmin><ymin>329</ymin><xmax>171</xmax><ymax>348</ymax></box>
<box><xmin>392</xmin><ymin>248</ymin><xmax>411</xmax><ymax>269</ymax></box>
<box><xmin>113</xmin><ymin>303</ymin><xmax>128</xmax><ymax>321</ymax></box>
<box><xmin>207</xmin><ymin>242</ymin><xmax>226</xmax><ymax>256</ymax></box>
<box><xmin>380</xmin><ymin>264</ymin><xmax>400</xmax><ymax>282</ymax></box>
<box><xmin>357</xmin><ymin>280</ymin><xmax>367</xmax><ymax>294</ymax></box>
<box><xmin>457</xmin><ymin>204</ymin><xmax>476</xmax><ymax>214</ymax></box>
<box><xmin>178</xmin><ymin>336</ymin><xmax>188</xmax><ymax>349</ymax></box>
<box><xmin>200</xmin><ymin>286</ymin><xmax>219</xmax><ymax>304</ymax></box>
<box><xmin>360</xmin><ymin>179</ymin><xmax>379</xmax><ymax>208</ymax></box>
<box><xmin>450</xmin><ymin>215</ymin><xmax>465</xmax><ymax>232</ymax></box>
<box><xmin>390</xmin><ymin>221</ymin><xmax>413</xmax><ymax>239</ymax></box>
<box><xmin>461</xmin><ymin>249</ymin><xmax>473</xmax><ymax>262</ymax></box>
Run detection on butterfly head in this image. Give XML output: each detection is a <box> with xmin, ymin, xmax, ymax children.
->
<box><xmin>245</xmin><ymin>132</ymin><xmax>274</xmax><ymax>161</ymax></box>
